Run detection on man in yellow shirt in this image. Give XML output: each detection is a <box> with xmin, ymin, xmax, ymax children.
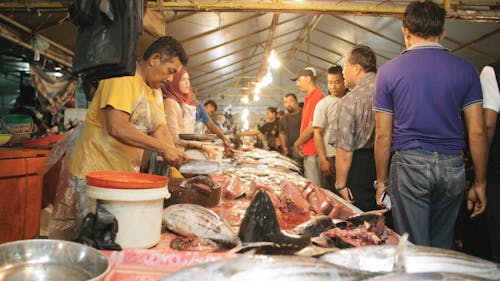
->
<box><xmin>51</xmin><ymin>36</ymin><xmax>188</xmax><ymax>239</ymax></box>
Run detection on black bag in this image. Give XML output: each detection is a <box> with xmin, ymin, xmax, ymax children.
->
<box><xmin>70</xmin><ymin>0</ymin><xmax>143</xmax><ymax>81</ymax></box>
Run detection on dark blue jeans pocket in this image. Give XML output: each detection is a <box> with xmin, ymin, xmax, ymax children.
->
<box><xmin>396</xmin><ymin>162</ymin><xmax>430</xmax><ymax>198</ymax></box>
<box><xmin>445</xmin><ymin>165</ymin><xmax>466</xmax><ymax>198</ymax></box>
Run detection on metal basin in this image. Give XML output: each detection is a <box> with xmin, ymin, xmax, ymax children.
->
<box><xmin>0</xmin><ymin>239</ymin><xmax>110</xmax><ymax>281</ymax></box>
<box><xmin>320</xmin><ymin>245</ymin><xmax>500</xmax><ymax>280</ymax></box>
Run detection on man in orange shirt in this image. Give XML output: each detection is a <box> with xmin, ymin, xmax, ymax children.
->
<box><xmin>291</xmin><ymin>67</ymin><xmax>325</xmax><ymax>186</ymax></box>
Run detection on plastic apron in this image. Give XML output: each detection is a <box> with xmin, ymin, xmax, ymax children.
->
<box><xmin>67</xmin><ymin>88</ymin><xmax>165</xmax><ymax>178</ymax></box>
<box><xmin>49</xmin><ymin>88</ymin><xmax>165</xmax><ymax>240</ymax></box>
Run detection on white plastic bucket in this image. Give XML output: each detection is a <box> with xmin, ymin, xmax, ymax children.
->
<box><xmin>86</xmin><ymin>185</ymin><xmax>170</xmax><ymax>249</ymax></box>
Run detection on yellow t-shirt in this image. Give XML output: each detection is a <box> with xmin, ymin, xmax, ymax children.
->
<box><xmin>67</xmin><ymin>73</ymin><xmax>166</xmax><ymax>178</ymax></box>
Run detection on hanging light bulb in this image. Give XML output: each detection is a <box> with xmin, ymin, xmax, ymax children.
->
<box><xmin>241</xmin><ymin>107</ymin><xmax>249</xmax><ymax>120</ymax></box>
<box><xmin>253</xmin><ymin>94</ymin><xmax>260</xmax><ymax>101</ymax></box>
<box><xmin>241</xmin><ymin>96</ymin><xmax>249</xmax><ymax>104</ymax></box>
<box><xmin>262</xmin><ymin>70</ymin><xmax>273</xmax><ymax>86</ymax></box>
<box><xmin>269</xmin><ymin>49</ymin><xmax>281</xmax><ymax>69</ymax></box>
<box><xmin>254</xmin><ymin>86</ymin><xmax>261</xmax><ymax>95</ymax></box>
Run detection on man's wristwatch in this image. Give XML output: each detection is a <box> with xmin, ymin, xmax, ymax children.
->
<box><xmin>373</xmin><ymin>180</ymin><xmax>389</xmax><ymax>190</ymax></box>
<box><xmin>335</xmin><ymin>183</ymin><xmax>347</xmax><ymax>191</ymax></box>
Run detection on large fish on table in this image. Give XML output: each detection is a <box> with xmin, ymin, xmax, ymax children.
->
<box><xmin>160</xmin><ymin>254</ymin><xmax>372</xmax><ymax>281</ymax></box>
<box><xmin>238</xmin><ymin>190</ymin><xmax>311</xmax><ymax>254</ymax></box>
<box><xmin>320</xmin><ymin>245</ymin><xmax>500</xmax><ymax>280</ymax></box>
<box><xmin>162</xmin><ymin>204</ymin><xmax>240</xmax><ymax>248</ymax></box>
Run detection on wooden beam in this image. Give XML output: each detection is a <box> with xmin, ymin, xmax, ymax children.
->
<box><xmin>180</xmin><ymin>14</ymin><xmax>263</xmax><ymax>44</ymax></box>
<box><xmin>187</xmin><ymin>14</ymin><xmax>303</xmax><ymax>58</ymax></box>
<box><xmin>255</xmin><ymin>14</ymin><xmax>280</xmax><ymax>79</ymax></box>
<box><xmin>315</xmin><ymin>27</ymin><xmax>393</xmax><ymax>61</ymax></box>
<box><xmin>194</xmin><ymin>63</ymin><xmax>260</xmax><ymax>90</ymax></box>
<box><xmin>331</xmin><ymin>15</ymin><xmax>404</xmax><ymax>48</ymax></box>
<box><xmin>1</xmin><ymin>1</ymin><xmax>498</xmax><ymax>21</ymax></box>
<box><xmin>189</xmin><ymin>26</ymin><xmax>301</xmax><ymax>77</ymax></box>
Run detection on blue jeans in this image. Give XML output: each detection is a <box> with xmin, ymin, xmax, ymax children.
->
<box><xmin>389</xmin><ymin>149</ymin><xmax>466</xmax><ymax>249</ymax></box>
<box><xmin>304</xmin><ymin>155</ymin><xmax>322</xmax><ymax>187</ymax></box>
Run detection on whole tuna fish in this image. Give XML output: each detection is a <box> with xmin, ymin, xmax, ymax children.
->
<box><xmin>162</xmin><ymin>204</ymin><xmax>240</xmax><ymax>247</ymax></box>
<box><xmin>160</xmin><ymin>254</ymin><xmax>372</xmax><ymax>281</ymax></box>
<box><xmin>321</xmin><ymin>245</ymin><xmax>500</xmax><ymax>280</ymax></box>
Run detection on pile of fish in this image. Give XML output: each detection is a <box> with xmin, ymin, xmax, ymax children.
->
<box><xmin>316</xmin><ymin>212</ymin><xmax>387</xmax><ymax>248</ymax></box>
<box><xmin>234</xmin><ymin>148</ymin><xmax>302</xmax><ymax>173</ymax></box>
<box><xmin>162</xmin><ymin>189</ymin><xmax>389</xmax><ymax>254</ymax></box>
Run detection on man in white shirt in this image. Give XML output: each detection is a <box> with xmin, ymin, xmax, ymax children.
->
<box><xmin>313</xmin><ymin>65</ymin><xmax>347</xmax><ymax>190</ymax></box>
<box><xmin>481</xmin><ymin>61</ymin><xmax>500</xmax><ymax>263</ymax></box>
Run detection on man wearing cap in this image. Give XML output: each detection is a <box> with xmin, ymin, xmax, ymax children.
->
<box><xmin>291</xmin><ymin>67</ymin><xmax>325</xmax><ymax>186</ymax></box>
<box><xmin>329</xmin><ymin>45</ymin><xmax>378</xmax><ymax>212</ymax></box>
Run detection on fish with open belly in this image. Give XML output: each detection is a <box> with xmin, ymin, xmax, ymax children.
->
<box><xmin>162</xmin><ymin>204</ymin><xmax>241</xmax><ymax>248</ymax></box>
<box><xmin>160</xmin><ymin>254</ymin><xmax>372</xmax><ymax>281</ymax></box>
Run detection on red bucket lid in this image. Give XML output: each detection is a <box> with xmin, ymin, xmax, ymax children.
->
<box><xmin>86</xmin><ymin>171</ymin><xmax>169</xmax><ymax>189</ymax></box>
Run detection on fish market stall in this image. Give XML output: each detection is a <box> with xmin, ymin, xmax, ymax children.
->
<box><xmin>91</xmin><ymin>147</ymin><xmax>404</xmax><ymax>280</ymax></box>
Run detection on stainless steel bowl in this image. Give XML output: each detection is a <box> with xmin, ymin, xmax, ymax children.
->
<box><xmin>0</xmin><ymin>239</ymin><xmax>110</xmax><ymax>281</ymax></box>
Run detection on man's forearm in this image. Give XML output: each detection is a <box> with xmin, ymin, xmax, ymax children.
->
<box><xmin>313</xmin><ymin>127</ymin><xmax>327</xmax><ymax>161</ymax></box>
<box><xmin>106</xmin><ymin>107</ymin><xmax>167</xmax><ymax>152</ymax></box>
<box><xmin>238</xmin><ymin>130</ymin><xmax>260</xmax><ymax>137</ymax></box>
<box><xmin>374</xmin><ymin>112</ymin><xmax>393</xmax><ymax>183</ymax></box>
<box><xmin>295</xmin><ymin>124</ymin><xmax>314</xmax><ymax>146</ymax></box>
<box><xmin>465</xmin><ymin>104</ymin><xmax>489</xmax><ymax>184</ymax></box>
<box><xmin>206</xmin><ymin>120</ymin><xmax>228</xmax><ymax>143</ymax></box>
<box><xmin>279</xmin><ymin>132</ymin><xmax>287</xmax><ymax>151</ymax></box>
<box><xmin>469</xmin><ymin>133</ymin><xmax>488</xmax><ymax>184</ymax></box>
<box><xmin>484</xmin><ymin>109</ymin><xmax>498</xmax><ymax>147</ymax></box>
<box><xmin>335</xmin><ymin>147</ymin><xmax>353</xmax><ymax>187</ymax></box>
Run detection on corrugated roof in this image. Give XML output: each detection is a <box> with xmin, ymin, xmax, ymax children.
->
<box><xmin>0</xmin><ymin>0</ymin><xmax>499</xmax><ymax>113</ymax></box>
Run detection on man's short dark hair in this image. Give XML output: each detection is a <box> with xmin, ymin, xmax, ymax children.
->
<box><xmin>284</xmin><ymin>93</ymin><xmax>298</xmax><ymax>102</ymax></box>
<box><xmin>143</xmin><ymin>36</ymin><xmax>188</xmax><ymax>65</ymax></box>
<box><xmin>327</xmin><ymin>65</ymin><xmax>343</xmax><ymax>75</ymax></box>
<box><xmin>403</xmin><ymin>1</ymin><xmax>445</xmax><ymax>39</ymax></box>
<box><xmin>204</xmin><ymin>100</ymin><xmax>218</xmax><ymax>111</ymax></box>
<box><xmin>348</xmin><ymin>45</ymin><xmax>377</xmax><ymax>73</ymax></box>
<box><xmin>267</xmin><ymin>106</ymin><xmax>278</xmax><ymax>115</ymax></box>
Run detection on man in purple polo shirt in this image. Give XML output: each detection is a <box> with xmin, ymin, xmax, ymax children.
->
<box><xmin>373</xmin><ymin>0</ymin><xmax>488</xmax><ymax>249</ymax></box>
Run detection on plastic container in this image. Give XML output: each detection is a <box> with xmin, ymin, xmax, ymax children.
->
<box><xmin>1</xmin><ymin>114</ymin><xmax>33</xmax><ymax>135</ymax></box>
<box><xmin>85</xmin><ymin>171</ymin><xmax>170</xmax><ymax>249</ymax></box>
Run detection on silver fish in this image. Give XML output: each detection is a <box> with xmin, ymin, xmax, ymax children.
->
<box><xmin>321</xmin><ymin>245</ymin><xmax>500</xmax><ymax>280</ymax></box>
<box><xmin>160</xmin><ymin>254</ymin><xmax>372</xmax><ymax>281</ymax></box>
<box><xmin>162</xmin><ymin>204</ymin><xmax>240</xmax><ymax>247</ymax></box>
<box><xmin>362</xmin><ymin>272</ymin><xmax>491</xmax><ymax>281</ymax></box>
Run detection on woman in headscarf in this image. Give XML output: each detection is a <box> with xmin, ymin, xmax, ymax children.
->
<box><xmin>162</xmin><ymin>67</ymin><xmax>231</xmax><ymax>148</ymax></box>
